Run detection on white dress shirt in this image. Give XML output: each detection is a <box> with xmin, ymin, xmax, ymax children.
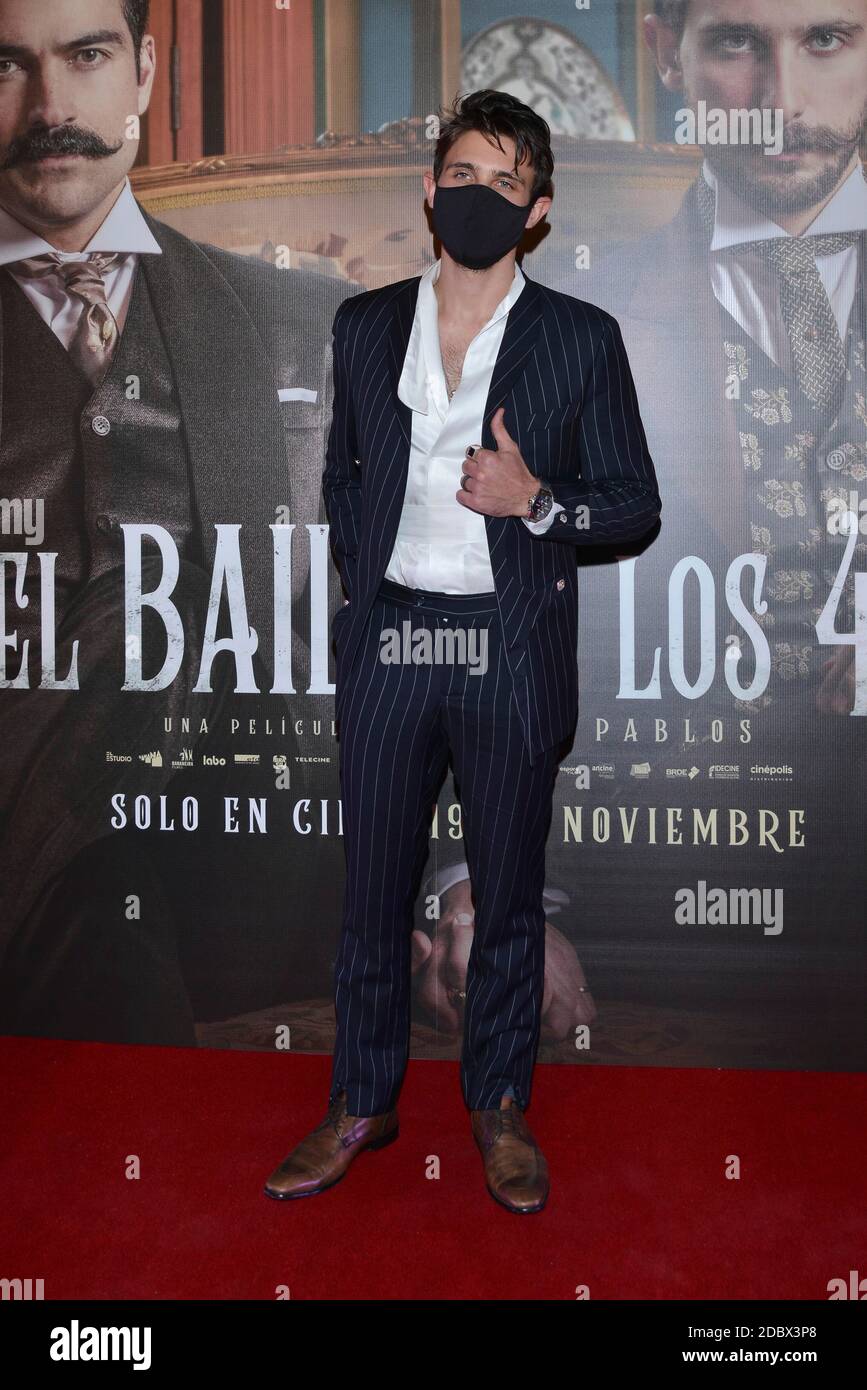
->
<box><xmin>0</xmin><ymin>177</ymin><xmax>162</xmax><ymax>346</ymax></box>
<box><xmin>385</xmin><ymin>258</ymin><xmax>563</xmax><ymax>594</ymax></box>
<box><xmin>703</xmin><ymin>159</ymin><xmax>867</xmax><ymax>369</ymax></box>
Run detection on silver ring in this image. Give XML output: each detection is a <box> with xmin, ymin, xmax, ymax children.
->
<box><xmin>460</xmin><ymin>474</ymin><xmax>470</xmax><ymax>490</ymax></box>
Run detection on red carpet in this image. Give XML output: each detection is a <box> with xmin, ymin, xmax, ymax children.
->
<box><xmin>1</xmin><ymin>1036</ymin><xmax>863</xmax><ymax>1301</ymax></box>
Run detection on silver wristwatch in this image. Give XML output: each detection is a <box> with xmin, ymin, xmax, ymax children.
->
<box><xmin>526</xmin><ymin>479</ymin><xmax>554</xmax><ymax>522</ymax></box>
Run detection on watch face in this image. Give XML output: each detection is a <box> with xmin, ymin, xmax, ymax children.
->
<box><xmin>532</xmin><ymin>488</ymin><xmax>553</xmax><ymax>520</ymax></box>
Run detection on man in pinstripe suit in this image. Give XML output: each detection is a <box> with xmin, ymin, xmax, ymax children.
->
<box><xmin>264</xmin><ymin>91</ymin><xmax>661</xmax><ymax>1213</ymax></box>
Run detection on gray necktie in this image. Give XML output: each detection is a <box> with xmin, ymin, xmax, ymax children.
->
<box><xmin>748</xmin><ymin>233</ymin><xmax>859</xmax><ymax>411</ymax></box>
<box><xmin>12</xmin><ymin>251</ymin><xmax>123</xmax><ymax>385</ymax></box>
<box><xmin>695</xmin><ymin>174</ymin><xmax>859</xmax><ymax>411</ymax></box>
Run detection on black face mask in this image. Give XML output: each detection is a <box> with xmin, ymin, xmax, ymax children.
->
<box><xmin>431</xmin><ymin>182</ymin><xmax>534</xmax><ymax>270</ymax></box>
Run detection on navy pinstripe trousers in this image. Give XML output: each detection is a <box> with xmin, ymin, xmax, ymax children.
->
<box><xmin>330</xmin><ymin>577</ymin><xmax>562</xmax><ymax>1117</ymax></box>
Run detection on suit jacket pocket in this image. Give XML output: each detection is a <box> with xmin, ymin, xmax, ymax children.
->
<box><xmin>524</xmin><ymin>401</ymin><xmax>581</xmax><ymax>433</ymax></box>
<box><xmin>278</xmin><ymin>394</ymin><xmax>323</xmax><ymax>430</ymax></box>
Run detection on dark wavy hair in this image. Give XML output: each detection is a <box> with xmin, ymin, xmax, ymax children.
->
<box><xmin>122</xmin><ymin>0</ymin><xmax>149</xmax><ymax>75</ymax></box>
<box><xmin>433</xmin><ymin>89</ymin><xmax>554</xmax><ymax>203</ymax></box>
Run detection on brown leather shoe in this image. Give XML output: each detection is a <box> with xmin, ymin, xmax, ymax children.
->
<box><xmin>470</xmin><ymin>1100</ymin><xmax>549</xmax><ymax>1214</ymax></box>
<box><xmin>263</xmin><ymin>1090</ymin><xmax>399</xmax><ymax>1200</ymax></box>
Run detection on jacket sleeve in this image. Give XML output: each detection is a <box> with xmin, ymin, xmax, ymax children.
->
<box><xmin>322</xmin><ymin>297</ymin><xmax>362</xmax><ymax>597</ymax></box>
<box><xmin>531</xmin><ymin>314</ymin><xmax>661</xmax><ymax>548</ymax></box>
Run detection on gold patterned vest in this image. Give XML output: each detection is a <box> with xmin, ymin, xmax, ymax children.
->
<box><xmin>720</xmin><ymin>275</ymin><xmax>867</xmax><ymax>725</ymax></box>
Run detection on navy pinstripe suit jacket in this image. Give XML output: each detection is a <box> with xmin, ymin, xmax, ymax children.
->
<box><xmin>323</xmin><ymin>269</ymin><xmax>662</xmax><ymax>762</ymax></box>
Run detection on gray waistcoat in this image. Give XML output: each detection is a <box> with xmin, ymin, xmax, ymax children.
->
<box><xmin>1</xmin><ymin>261</ymin><xmax>197</xmax><ymax>660</ymax></box>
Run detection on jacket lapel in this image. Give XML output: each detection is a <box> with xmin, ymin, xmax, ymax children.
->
<box><xmin>139</xmin><ymin>211</ymin><xmax>283</xmax><ymax>684</ymax></box>
<box><xmin>481</xmin><ymin>271</ymin><xmax>545</xmax><ymax>569</ymax></box>
<box><xmin>618</xmin><ymin>189</ymin><xmax>748</xmax><ymax>552</ymax></box>
<box><xmin>0</xmin><ymin>272</ymin><xmax>4</xmax><ymax>450</ymax></box>
<box><xmin>386</xmin><ymin>277</ymin><xmax>421</xmax><ymax>449</ymax></box>
<box><xmin>483</xmin><ymin>271</ymin><xmax>545</xmax><ymax>431</ymax></box>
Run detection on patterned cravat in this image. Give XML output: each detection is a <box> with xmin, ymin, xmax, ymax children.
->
<box><xmin>748</xmin><ymin>233</ymin><xmax>860</xmax><ymax>410</ymax></box>
<box><xmin>12</xmin><ymin>251</ymin><xmax>123</xmax><ymax>385</ymax></box>
<box><xmin>695</xmin><ymin>173</ymin><xmax>860</xmax><ymax>411</ymax></box>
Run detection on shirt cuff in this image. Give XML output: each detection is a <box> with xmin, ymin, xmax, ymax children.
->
<box><xmin>522</xmin><ymin>501</ymin><xmax>565</xmax><ymax>535</ymax></box>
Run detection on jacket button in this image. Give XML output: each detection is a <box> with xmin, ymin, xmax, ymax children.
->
<box><xmin>557</xmin><ymin>512</ymin><xmax>567</xmax><ymax>523</ymax></box>
<box><xmin>92</xmin><ymin>415</ymin><xmax>111</xmax><ymax>436</ymax></box>
<box><xmin>556</xmin><ymin>577</ymin><xmax>565</xmax><ymax>590</ymax></box>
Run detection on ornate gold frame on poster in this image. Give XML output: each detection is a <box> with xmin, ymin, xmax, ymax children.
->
<box><xmin>131</xmin><ymin>131</ymin><xmax>701</xmax><ymax>291</ymax></box>
<box><xmin>133</xmin><ymin>132</ymin><xmax>701</xmax><ymax>216</ymax></box>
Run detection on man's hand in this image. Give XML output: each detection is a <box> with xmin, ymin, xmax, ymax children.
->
<box><xmin>817</xmin><ymin>649</ymin><xmax>857</xmax><ymax>714</ymax></box>
<box><xmin>540</xmin><ymin>921</ymin><xmax>598</xmax><ymax>1037</ymax></box>
<box><xmin>414</xmin><ymin>876</ymin><xmax>597</xmax><ymax>1038</ymax></box>
<box><xmin>457</xmin><ymin>406</ymin><xmax>540</xmax><ymax>519</ymax></box>
<box><xmin>414</xmin><ymin>878</ymin><xmax>475</xmax><ymax>1031</ymax></box>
